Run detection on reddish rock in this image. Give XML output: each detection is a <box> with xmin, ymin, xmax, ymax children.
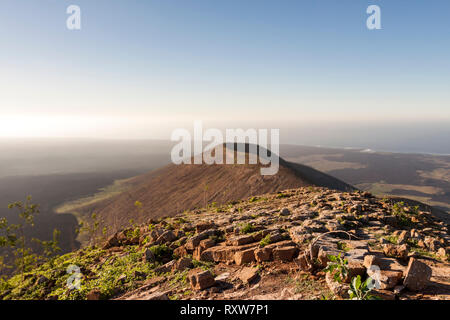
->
<box><xmin>226</xmin><ymin>235</ymin><xmax>255</xmax><ymax>246</ymax></box>
<box><xmin>188</xmin><ymin>270</ymin><xmax>216</xmax><ymax>290</ymax></box>
<box><xmin>254</xmin><ymin>247</ymin><xmax>273</xmax><ymax>262</ymax></box>
<box><xmin>173</xmin><ymin>245</ymin><xmax>188</xmax><ymax>257</ymax></box>
<box><xmin>143</xmin><ymin>248</ymin><xmax>156</xmax><ymax>262</ymax></box>
<box><xmin>345</xmin><ymin>260</ymin><xmax>366</xmax><ymax>283</ymax></box>
<box><xmin>294</xmin><ymin>253</ymin><xmax>311</xmax><ymax>271</ymax></box>
<box><xmin>383</xmin><ymin>244</ymin><xmax>409</xmax><ymax>260</ymax></box>
<box><xmin>173</xmin><ymin>257</ymin><xmax>193</xmax><ymax>271</ymax></box>
<box><xmin>86</xmin><ymin>289</ymin><xmax>101</xmax><ymax>300</ymax></box>
<box><xmin>367</xmin><ymin>269</ymin><xmax>404</xmax><ymax>289</ymax></box>
<box><xmin>234</xmin><ymin>248</ymin><xmax>256</xmax><ymax>265</ymax></box>
<box><xmin>363</xmin><ymin>254</ymin><xmax>405</xmax><ymax>273</ymax></box>
<box><xmin>102</xmin><ymin>233</ymin><xmax>120</xmax><ymax>249</ymax></box>
<box><xmin>273</xmin><ymin>246</ymin><xmax>299</xmax><ymax>262</ymax></box>
<box><xmin>403</xmin><ymin>258</ymin><xmax>432</xmax><ymax>291</ymax></box>
<box><xmin>238</xmin><ymin>267</ymin><xmax>259</xmax><ymax>284</ymax></box>
<box><xmin>195</xmin><ymin>222</ymin><xmax>216</xmax><ymax>233</ymax></box>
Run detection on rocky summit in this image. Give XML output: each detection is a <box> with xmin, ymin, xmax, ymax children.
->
<box><xmin>1</xmin><ymin>187</ymin><xmax>449</xmax><ymax>300</ymax></box>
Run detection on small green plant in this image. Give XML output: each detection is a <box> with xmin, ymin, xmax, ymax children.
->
<box><xmin>259</xmin><ymin>234</ymin><xmax>272</xmax><ymax>247</ymax></box>
<box><xmin>0</xmin><ymin>196</ymin><xmax>40</xmax><ymax>283</ymax></box>
<box><xmin>348</xmin><ymin>275</ymin><xmax>379</xmax><ymax>300</ymax></box>
<box><xmin>276</xmin><ymin>193</ymin><xmax>290</xmax><ymax>199</ymax></box>
<box><xmin>249</xmin><ymin>197</ymin><xmax>261</xmax><ymax>203</ymax></box>
<box><xmin>32</xmin><ymin>228</ymin><xmax>61</xmax><ymax>264</ymax></box>
<box><xmin>323</xmin><ymin>253</ymin><xmax>348</xmax><ymax>283</ymax></box>
<box><xmin>240</xmin><ymin>223</ymin><xmax>255</xmax><ymax>234</ymax></box>
<box><xmin>336</xmin><ymin>241</ymin><xmax>350</xmax><ymax>252</ymax></box>
<box><xmin>149</xmin><ymin>244</ymin><xmax>172</xmax><ymax>262</ymax></box>
<box><xmin>391</xmin><ymin>202</ymin><xmax>419</xmax><ymax>227</ymax></box>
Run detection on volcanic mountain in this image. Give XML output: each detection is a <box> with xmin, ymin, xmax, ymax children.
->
<box><xmin>71</xmin><ymin>144</ymin><xmax>354</xmax><ymax>236</ymax></box>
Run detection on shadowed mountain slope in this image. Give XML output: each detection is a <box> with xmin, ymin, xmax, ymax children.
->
<box><xmin>73</xmin><ymin>144</ymin><xmax>353</xmax><ymax>236</ymax></box>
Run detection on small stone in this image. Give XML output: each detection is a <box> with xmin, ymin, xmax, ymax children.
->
<box><xmin>226</xmin><ymin>235</ymin><xmax>255</xmax><ymax>246</ymax></box>
<box><xmin>437</xmin><ymin>247</ymin><xmax>447</xmax><ymax>260</ymax></box>
<box><xmin>214</xmin><ymin>272</ymin><xmax>230</xmax><ymax>282</ymax></box>
<box><xmin>398</xmin><ymin>230</ymin><xmax>409</xmax><ymax>244</ymax></box>
<box><xmin>403</xmin><ymin>258</ymin><xmax>432</xmax><ymax>291</ymax></box>
<box><xmin>145</xmin><ymin>292</ymin><xmax>169</xmax><ymax>300</ymax></box>
<box><xmin>188</xmin><ymin>270</ymin><xmax>216</xmax><ymax>290</ymax></box>
<box><xmin>86</xmin><ymin>289</ymin><xmax>101</xmax><ymax>300</ymax></box>
<box><xmin>238</xmin><ymin>267</ymin><xmax>259</xmax><ymax>284</ymax></box>
<box><xmin>254</xmin><ymin>247</ymin><xmax>272</xmax><ymax>262</ymax></box>
<box><xmin>143</xmin><ymin>248</ymin><xmax>156</xmax><ymax>262</ymax></box>
<box><xmin>234</xmin><ymin>248</ymin><xmax>256</xmax><ymax>265</ymax></box>
<box><xmin>383</xmin><ymin>244</ymin><xmax>409</xmax><ymax>260</ymax></box>
<box><xmin>195</xmin><ymin>222</ymin><xmax>216</xmax><ymax>233</ymax></box>
<box><xmin>394</xmin><ymin>285</ymin><xmax>405</xmax><ymax>294</ymax></box>
<box><xmin>294</xmin><ymin>253</ymin><xmax>312</xmax><ymax>271</ymax></box>
<box><xmin>154</xmin><ymin>260</ymin><xmax>176</xmax><ymax>274</ymax></box>
<box><xmin>280</xmin><ymin>208</ymin><xmax>291</xmax><ymax>216</ymax></box>
<box><xmin>272</xmin><ymin>246</ymin><xmax>298</xmax><ymax>262</ymax></box>
<box><xmin>173</xmin><ymin>257</ymin><xmax>193</xmax><ymax>271</ymax></box>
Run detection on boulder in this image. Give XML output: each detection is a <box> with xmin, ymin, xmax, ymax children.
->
<box><xmin>237</xmin><ymin>267</ymin><xmax>259</xmax><ymax>284</ymax></box>
<box><xmin>103</xmin><ymin>233</ymin><xmax>120</xmax><ymax>249</ymax></box>
<box><xmin>367</xmin><ymin>269</ymin><xmax>403</xmax><ymax>290</ymax></box>
<box><xmin>254</xmin><ymin>247</ymin><xmax>273</xmax><ymax>262</ymax></box>
<box><xmin>403</xmin><ymin>258</ymin><xmax>432</xmax><ymax>291</ymax></box>
<box><xmin>195</xmin><ymin>222</ymin><xmax>216</xmax><ymax>233</ymax></box>
<box><xmin>154</xmin><ymin>260</ymin><xmax>177</xmax><ymax>274</ymax></box>
<box><xmin>86</xmin><ymin>289</ymin><xmax>101</xmax><ymax>300</ymax></box>
<box><xmin>383</xmin><ymin>244</ymin><xmax>409</xmax><ymax>260</ymax></box>
<box><xmin>397</xmin><ymin>230</ymin><xmax>409</xmax><ymax>244</ymax></box>
<box><xmin>272</xmin><ymin>246</ymin><xmax>298</xmax><ymax>262</ymax></box>
<box><xmin>226</xmin><ymin>234</ymin><xmax>255</xmax><ymax>246</ymax></box>
<box><xmin>155</xmin><ymin>230</ymin><xmax>177</xmax><ymax>244</ymax></box>
<box><xmin>437</xmin><ymin>247</ymin><xmax>447</xmax><ymax>260</ymax></box>
<box><xmin>234</xmin><ymin>248</ymin><xmax>256</xmax><ymax>265</ymax></box>
<box><xmin>185</xmin><ymin>229</ymin><xmax>221</xmax><ymax>251</ymax></box>
<box><xmin>294</xmin><ymin>253</ymin><xmax>312</xmax><ymax>271</ymax></box>
<box><xmin>173</xmin><ymin>245</ymin><xmax>188</xmax><ymax>257</ymax></box>
<box><xmin>173</xmin><ymin>257</ymin><xmax>193</xmax><ymax>271</ymax></box>
<box><xmin>143</xmin><ymin>248</ymin><xmax>156</xmax><ymax>263</ymax></box>
<box><xmin>363</xmin><ymin>254</ymin><xmax>406</xmax><ymax>273</ymax></box>
<box><xmin>188</xmin><ymin>270</ymin><xmax>216</xmax><ymax>290</ymax></box>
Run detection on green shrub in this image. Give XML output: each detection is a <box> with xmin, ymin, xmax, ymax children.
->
<box><xmin>348</xmin><ymin>275</ymin><xmax>379</xmax><ymax>300</ymax></box>
<box><xmin>259</xmin><ymin>234</ymin><xmax>272</xmax><ymax>247</ymax></box>
<box><xmin>323</xmin><ymin>253</ymin><xmax>348</xmax><ymax>283</ymax></box>
<box><xmin>240</xmin><ymin>223</ymin><xmax>255</xmax><ymax>234</ymax></box>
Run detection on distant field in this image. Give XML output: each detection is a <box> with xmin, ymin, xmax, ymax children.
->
<box><xmin>281</xmin><ymin>145</ymin><xmax>450</xmax><ymax>213</ymax></box>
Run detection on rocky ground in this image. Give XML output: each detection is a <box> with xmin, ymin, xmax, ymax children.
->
<box><xmin>1</xmin><ymin>187</ymin><xmax>449</xmax><ymax>300</ymax></box>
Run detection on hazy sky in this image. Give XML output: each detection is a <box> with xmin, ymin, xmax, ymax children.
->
<box><xmin>0</xmin><ymin>0</ymin><xmax>449</xmax><ymax>142</ymax></box>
